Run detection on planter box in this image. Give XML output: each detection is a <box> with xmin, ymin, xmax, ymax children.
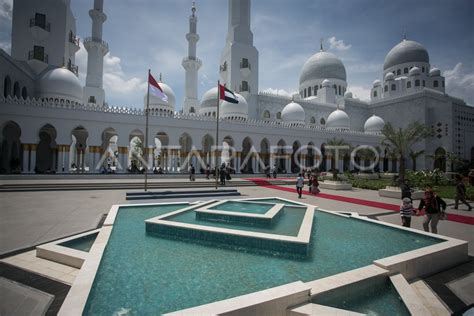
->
<box><xmin>380</xmin><ymin>173</ymin><xmax>398</xmax><ymax>179</ymax></box>
<box><xmin>320</xmin><ymin>180</ymin><xmax>352</xmax><ymax>190</ymax></box>
<box><xmin>356</xmin><ymin>173</ymin><xmax>380</xmax><ymax>180</ymax></box>
<box><xmin>378</xmin><ymin>186</ymin><xmax>424</xmax><ymax>200</ymax></box>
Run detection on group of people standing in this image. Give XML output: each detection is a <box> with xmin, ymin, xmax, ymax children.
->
<box><xmin>296</xmin><ymin>170</ymin><xmax>320</xmax><ymax>198</ymax></box>
<box><xmin>399</xmin><ymin>174</ymin><xmax>471</xmax><ymax>234</ymax></box>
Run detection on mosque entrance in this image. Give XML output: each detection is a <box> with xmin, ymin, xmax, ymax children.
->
<box><xmin>36</xmin><ymin>124</ymin><xmax>57</xmax><ymax>173</ymax></box>
<box><xmin>0</xmin><ymin>121</ymin><xmax>22</xmax><ymax>173</ymax></box>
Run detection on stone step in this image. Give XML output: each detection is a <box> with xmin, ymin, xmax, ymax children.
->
<box><xmin>126</xmin><ymin>191</ymin><xmax>241</xmax><ymax>200</ymax></box>
<box><xmin>289</xmin><ymin>303</ymin><xmax>364</xmax><ymax>315</ymax></box>
<box><xmin>410</xmin><ymin>279</ymin><xmax>451</xmax><ymax>316</ymax></box>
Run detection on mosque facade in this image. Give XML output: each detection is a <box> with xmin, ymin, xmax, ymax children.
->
<box><xmin>1</xmin><ymin>0</ymin><xmax>473</xmax><ymax>174</ymax></box>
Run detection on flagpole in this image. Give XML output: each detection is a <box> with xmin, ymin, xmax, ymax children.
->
<box><xmin>215</xmin><ymin>80</ymin><xmax>220</xmax><ymax>190</ymax></box>
<box><xmin>144</xmin><ymin>69</ymin><xmax>150</xmax><ymax>192</ymax></box>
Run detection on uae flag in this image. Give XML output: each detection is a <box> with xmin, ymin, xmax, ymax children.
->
<box><xmin>148</xmin><ymin>73</ymin><xmax>168</xmax><ymax>103</ymax></box>
<box><xmin>219</xmin><ymin>83</ymin><xmax>239</xmax><ymax>104</ymax></box>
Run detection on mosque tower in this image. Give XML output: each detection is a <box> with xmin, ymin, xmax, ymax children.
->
<box><xmin>219</xmin><ymin>0</ymin><xmax>259</xmax><ymax>117</ymax></box>
<box><xmin>83</xmin><ymin>0</ymin><xmax>108</xmax><ymax>106</ymax></box>
<box><xmin>182</xmin><ymin>1</ymin><xmax>202</xmax><ymax>114</ymax></box>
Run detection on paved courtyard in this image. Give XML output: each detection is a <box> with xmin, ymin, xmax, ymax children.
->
<box><xmin>1</xmin><ymin>178</ymin><xmax>473</xmax><ymax>255</ymax></box>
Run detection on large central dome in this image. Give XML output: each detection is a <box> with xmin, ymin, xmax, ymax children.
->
<box><xmin>384</xmin><ymin>40</ymin><xmax>429</xmax><ymax>70</ymax></box>
<box><xmin>299</xmin><ymin>51</ymin><xmax>346</xmax><ymax>84</ymax></box>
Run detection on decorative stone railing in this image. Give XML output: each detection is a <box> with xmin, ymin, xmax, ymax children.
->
<box><xmin>0</xmin><ymin>96</ymin><xmax>380</xmax><ymax>137</ymax></box>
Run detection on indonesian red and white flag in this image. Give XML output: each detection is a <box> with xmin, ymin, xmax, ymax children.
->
<box><xmin>148</xmin><ymin>73</ymin><xmax>168</xmax><ymax>103</ymax></box>
<box><xmin>218</xmin><ymin>83</ymin><xmax>239</xmax><ymax>104</ymax></box>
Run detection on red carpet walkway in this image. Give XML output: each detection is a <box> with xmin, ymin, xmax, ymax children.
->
<box><xmin>247</xmin><ymin>178</ymin><xmax>474</xmax><ymax>226</ymax></box>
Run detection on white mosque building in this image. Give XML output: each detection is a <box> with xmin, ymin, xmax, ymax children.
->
<box><xmin>1</xmin><ymin>0</ymin><xmax>473</xmax><ymax>175</ymax></box>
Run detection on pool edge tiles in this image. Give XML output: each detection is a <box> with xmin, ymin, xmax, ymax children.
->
<box><xmin>145</xmin><ymin>205</ymin><xmax>315</xmax><ymax>256</ymax></box>
<box><xmin>36</xmin><ymin>229</ymin><xmax>101</xmax><ymax>269</ymax></box>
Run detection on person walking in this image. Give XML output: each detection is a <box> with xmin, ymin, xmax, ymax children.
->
<box><xmin>400</xmin><ymin>180</ymin><xmax>412</xmax><ymax>202</ymax></box>
<box><xmin>265</xmin><ymin>164</ymin><xmax>271</xmax><ymax>178</ymax></box>
<box><xmin>219</xmin><ymin>163</ymin><xmax>227</xmax><ymax>185</ymax></box>
<box><xmin>308</xmin><ymin>174</ymin><xmax>313</xmax><ymax>193</ymax></box>
<box><xmin>312</xmin><ymin>173</ymin><xmax>320</xmax><ymax>194</ymax></box>
<box><xmin>205</xmin><ymin>164</ymin><xmax>210</xmax><ymax>180</ymax></box>
<box><xmin>296</xmin><ymin>173</ymin><xmax>304</xmax><ymax>198</ymax></box>
<box><xmin>418</xmin><ymin>187</ymin><xmax>446</xmax><ymax>234</ymax></box>
<box><xmin>188</xmin><ymin>164</ymin><xmax>196</xmax><ymax>181</ymax></box>
<box><xmin>272</xmin><ymin>164</ymin><xmax>277</xmax><ymax>179</ymax></box>
<box><xmin>454</xmin><ymin>175</ymin><xmax>472</xmax><ymax>211</ymax></box>
<box><xmin>400</xmin><ymin>197</ymin><xmax>415</xmax><ymax>227</ymax></box>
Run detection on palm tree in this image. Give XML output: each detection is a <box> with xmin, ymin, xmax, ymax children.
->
<box><xmin>381</xmin><ymin>122</ymin><xmax>432</xmax><ymax>182</ymax></box>
<box><xmin>409</xmin><ymin>149</ymin><xmax>425</xmax><ymax>171</ymax></box>
<box><xmin>326</xmin><ymin>138</ymin><xmax>351</xmax><ymax>180</ymax></box>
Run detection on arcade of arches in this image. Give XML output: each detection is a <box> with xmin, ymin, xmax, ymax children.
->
<box><xmin>1</xmin><ymin>121</ymin><xmax>460</xmax><ymax>174</ymax></box>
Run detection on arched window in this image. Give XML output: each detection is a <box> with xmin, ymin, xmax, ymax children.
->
<box><xmin>319</xmin><ymin>84</ymin><xmax>322</xmax><ymax>89</ymax></box>
<box><xmin>433</xmin><ymin>80</ymin><xmax>439</xmax><ymax>88</ymax></box>
<box><xmin>384</xmin><ymin>85</ymin><xmax>388</xmax><ymax>92</ymax></box>
<box><xmin>314</xmin><ymin>85</ymin><xmax>318</xmax><ymax>95</ymax></box>
<box><xmin>3</xmin><ymin>76</ymin><xmax>12</xmax><ymax>98</ymax></box>
<box><xmin>338</xmin><ymin>86</ymin><xmax>341</xmax><ymax>95</ymax></box>
<box><xmin>333</xmin><ymin>84</ymin><xmax>337</xmax><ymax>93</ymax></box>
<box><xmin>13</xmin><ymin>82</ymin><xmax>20</xmax><ymax>98</ymax></box>
<box><xmin>397</xmin><ymin>69</ymin><xmax>401</xmax><ymax>75</ymax></box>
<box><xmin>404</xmin><ymin>68</ymin><xmax>408</xmax><ymax>74</ymax></box>
<box><xmin>307</xmin><ymin>86</ymin><xmax>312</xmax><ymax>97</ymax></box>
<box><xmin>407</xmin><ymin>81</ymin><xmax>412</xmax><ymax>89</ymax></box>
<box><xmin>304</xmin><ymin>88</ymin><xmax>306</xmax><ymax>98</ymax></box>
<box><xmin>189</xmin><ymin>107</ymin><xmax>195</xmax><ymax>113</ymax></box>
<box><xmin>241</xmin><ymin>81</ymin><xmax>249</xmax><ymax>92</ymax></box>
<box><xmin>391</xmin><ymin>84</ymin><xmax>396</xmax><ymax>91</ymax></box>
<box><xmin>422</xmin><ymin>80</ymin><xmax>425</xmax><ymax>87</ymax></box>
<box><xmin>373</xmin><ymin>90</ymin><xmax>377</xmax><ymax>97</ymax></box>
<box><xmin>21</xmin><ymin>87</ymin><xmax>28</xmax><ymax>99</ymax></box>
<box><xmin>422</xmin><ymin>66</ymin><xmax>425</xmax><ymax>73</ymax></box>
<box><xmin>310</xmin><ymin>116</ymin><xmax>316</xmax><ymax>124</ymax></box>
<box><xmin>276</xmin><ymin>112</ymin><xmax>282</xmax><ymax>119</ymax></box>
<box><xmin>263</xmin><ymin>110</ymin><xmax>270</xmax><ymax>119</ymax></box>
<box><xmin>415</xmin><ymin>80</ymin><xmax>420</xmax><ymax>87</ymax></box>
<box><xmin>320</xmin><ymin>118</ymin><xmax>325</xmax><ymax>125</ymax></box>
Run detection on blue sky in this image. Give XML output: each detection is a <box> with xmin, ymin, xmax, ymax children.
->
<box><xmin>1</xmin><ymin>0</ymin><xmax>473</xmax><ymax>107</ymax></box>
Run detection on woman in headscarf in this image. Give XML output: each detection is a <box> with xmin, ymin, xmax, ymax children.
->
<box><xmin>417</xmin><ymin>186</ymin><xmax>446</xmax><ymax>234</ymax></box>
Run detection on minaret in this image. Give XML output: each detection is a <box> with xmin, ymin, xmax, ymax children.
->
<box><xmin>182</xmin><ymin>1</ymin><xmax>202</xmax><ymax>114</ymax></box>
<box><xmin>83</xmin><ymin>0</ymin><xmax>108</xmax><ymax>106</ymax></box>
<box><xmin>219</xmin><ymin>0</ymin><xmax>258</xmax><ymax>117</ymax></box>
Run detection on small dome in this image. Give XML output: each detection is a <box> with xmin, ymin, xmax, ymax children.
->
<box><xmin>409</xmin><ymin>66</ymin><xmax>421</xmax><ymax>76</ymax></box>
<box><xmin>322</xmin><ymin>79</ymin><xmax>332</xmax><ymax>87</ymax></box>
<box><xmin>281</xmin><ymin>101</ymin><xmax>305</xmax><ymax>124</ymax></box>
<box><xmin>221</xmin><ymin>93</ymin><xmax>248</xmax><ymax>120</ymax></box>
<box><xmin>326</xmin><ymin>108</ymin><xmax>350</xmax><ymax>130</ymax></box>
<box><xmin>430</xmin><ymin>68</ymin><xmax>441</xmax><ymax>77</ymax></box>
<box><xmin>384</xmin><ymin>39</ymin><xmax>429</xmax><ymax>70</ymax></box>
<box><xmin>364</xmin><ymin>115</ymin><xmax>385</xmax><ymax>133</ymax></box>
<box><xmin>299</xmin><ymin>51</ymin><xmax>346</xmax><ymax>84</ymax></box>
<box><xmin>344</xmin><ymin>91</ymin><xmax>353</xmax><ymax>98</ymax></box>
<box><xmin>373</xmin><ymin>79</ymin><xmax>381</xmax><ymax>86</ymax></box>
<box><xmin>385</xmin><ymin>72</ymin><xmax>395</xmax><ymax>81</ymax></box>
<box><xmin>144</xmin><ymin>82</ymin><xmax>176</xmax><ymax>110</ymax></box>
<box><xmin>39</xmin><ymin>67</ymin><xmax>83</xmax><ymax>103</ymax></box>
<box><xmin>199</xmin><ymin>87</ymin><xmax>218</xmax><ymax>110</ymax></box>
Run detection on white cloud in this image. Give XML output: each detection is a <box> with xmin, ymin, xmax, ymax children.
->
<box><xmin>0</xmin><ymin>0</ymin><xmax>13</xmax><ymax>20</ymax></box>
<box><xmin>0</xmin><ymin>41</ymin><xmax>10</xmax><ymax>53</ymax></box>
<box><xmin>444</xmin><ymin>63</ymin><xmax>474</xmax><ymax>105</ymax></box>
<box><xmin>260</xmin><ymin>88</ymin><xmax>293</xmax><ymax>97</ymax></box>
<box><xmin>327</xmin><ymin>36</ymin><xmax>352</xmax><ymax>51</ymax></box>
<box><xmin>347</xmin><ymin>85</ymin><xmax>371</xmax><ymax>101</ymax></box>
<box><xmin>74</xmin><ymin>40</ymin><xmax>146</xmax><ymax>105</ymax></box>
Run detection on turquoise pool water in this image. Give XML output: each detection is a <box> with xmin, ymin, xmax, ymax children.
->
<box><xmin>313</xmin><ymin>277</ymin><xmax>410</xmax><ymax>315</ymax></box>
<box><xmin>83</xmin><ymin>203</ymin><xmax>441</xmax><ymax>315</ymax></box>
<box><xmin>212</xmin><ymin>201</ymin><xmax>273</xmax><ymax>214</ymax></box>
<box><xmin>59</xmin><ymin>232</ymin><xmax>98</xmax><ymax>252</ymax></box>
<box><xmin>165</xmin><ymin>205</ymin><xmax>306</xmax><ymax>236</ymax></box>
